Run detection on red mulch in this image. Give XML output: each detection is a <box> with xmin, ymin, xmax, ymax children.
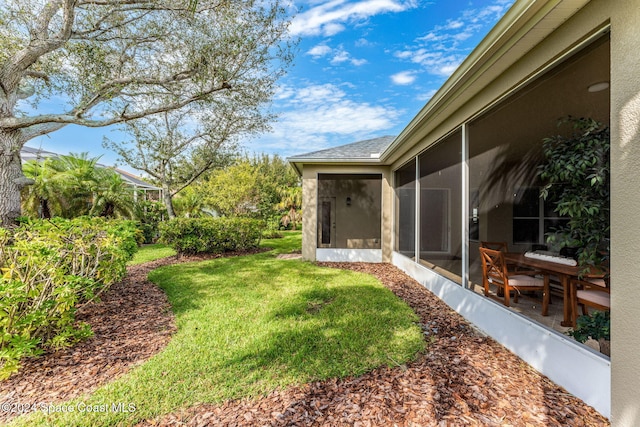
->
<box><xmin>2</xmin><ymin>256</ymin><xmax>610</xmax><ymax>426</ymax></box>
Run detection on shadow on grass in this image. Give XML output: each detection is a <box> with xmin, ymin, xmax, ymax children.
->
<box><xmin>150</xmin><ymin>254</ymin><xmax>339</xmax><ymax>317</ymax></box>
<box><xmin>216</xmin><ymin>282</ymin><xmax>423</xmax><ymax>383</ymax></box>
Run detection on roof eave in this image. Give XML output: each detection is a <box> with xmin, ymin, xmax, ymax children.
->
<box><xmin>379</xmin><ymin>0</ymin><xmax>589</xmax><ymax>162</ymax></box>
<box><xmin>288</xmin><ymin>157</ymin><xmax>384</xmax><ymax>176</ymax></box>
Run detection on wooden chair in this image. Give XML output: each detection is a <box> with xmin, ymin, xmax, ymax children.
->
<box><xmin>480</xmin><ymin>241</ymin><xmax>509</xmax><ymax>252</ymax></box>
<box><xmin>480</xmin><ymin>241</ymin><xmax>531</xmax><ymax>274</ymax></box>
<box><xmin>479</xmin><ymin>247</ymin><xmax>550</xmax><ymax>315</ymax></box>
<box><xmin>570</xmin><ymin>276</ymin><xmax>610</xmax><ymax>326</ymax></box>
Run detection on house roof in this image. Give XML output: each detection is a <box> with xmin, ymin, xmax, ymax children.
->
<box><xmin>289</xmin><ymin>135</ymin><xmax>396</xmax><ymax>161</ymax></box>
<box><xmin>110</xmin><ymin>167</ymin><xmax>161</xmax><ymax>190</ymax></box>
<box><xmin>20</xmin><ymin>146</ymin><xmax>162</xmax><ymax>191</ymax></box>
<box><xmin>20</xmin><ymin>146</ymin><xmax>60</xmax><ymax>161</ymax></box>
<box><xmin>287</xmin><ymin>135</ymin><xmax>396</xmax><ymax>174</ymax></box>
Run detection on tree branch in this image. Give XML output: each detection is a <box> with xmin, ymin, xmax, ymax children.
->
<box><xmin>24</xmin><ymin>70</ymin><xmax>51</xmax><ymax>83</ymax></box>
<box><xmin>3</xmin><ymin>83</ymin><xmax>231</xmax><ymax>132</ymax></box>
<box><xmin>72</xmin><ymin>70</ymin><xmax>200</xmax><ymax>118</ymax></box>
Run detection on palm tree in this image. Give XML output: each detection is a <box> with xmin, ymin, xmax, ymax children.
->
<box><xmin>23</xmin><ymin>153</ymin><xmax>135</xmax><ymax>220</ymax></box>
<box><xmin>277</xmin><ymin>186</ymin><xmax>302</xmax><ymax>230</ymax></box>
<box><xmin>21</xmin><ymin>158</ymin><xmax>63</xmax><ymax>218</ymax></box>
<box><xmin>90</xmin><ymin>169</ymin><xmax>135</xmax><ymax>218</ymax></box>
<box><xmin>173</xmin><ymin>186</ymin><xmax>205</xmax><ymax>218</ymax></box>
<box><xmin>52</xmin><ymin>153</ymin><xmax>102</xmax><ymax>217</ymax></box>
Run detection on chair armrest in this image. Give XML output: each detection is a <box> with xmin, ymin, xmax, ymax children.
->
<box><xmin>571</xmin><ymin>278</ymin><xmax>610</xmax><ymax>293</ymax></box>
<box><xmin>506</xmin><ymin>269</ymin><xmax>539</xmax><ymax>277</ymax></box>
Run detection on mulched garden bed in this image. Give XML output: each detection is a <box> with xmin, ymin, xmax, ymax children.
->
<box><xmin>2</xmin><ymin>255</ymin><xmax>609</xmax><ymax>426</ymax></box>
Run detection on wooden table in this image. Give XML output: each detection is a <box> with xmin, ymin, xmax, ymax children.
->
<box><xmin>504</xmin><ymin>253</ymin><xmax>583</xmax><ymax>327</ymax></box>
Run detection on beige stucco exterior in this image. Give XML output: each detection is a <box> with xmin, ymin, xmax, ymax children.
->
<box><xmin>292</xmin><ymin>0</ymin><xmax>640</xmax><ymax>423</ymax></box>
<box><xmin>609</xmin><ymin>1</ymin><xmax>640</xmax><ymax>425</ymax></box>
<box><xmin>301</xmin><ymin>164</ymin><xmax>393</xmax><ymax>262</ymax></box>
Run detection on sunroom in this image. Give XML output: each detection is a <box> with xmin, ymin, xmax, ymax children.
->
<box><xmin>290</xmin><ymin>0</ymin><xmax>640</xmax><ymax>423</ymax></box>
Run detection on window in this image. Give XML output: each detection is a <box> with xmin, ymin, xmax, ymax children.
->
<box><xmin>512</xmin><ymin>187</ymin><xmax>569</xmax><ymax>245</ymax></box>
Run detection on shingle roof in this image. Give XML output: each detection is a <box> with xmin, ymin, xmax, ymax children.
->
<box><xmin>288</xmin><ymin>135</ymin><xmax>396</xmax><ymax>161</ymax></box>
<box><xmin>20</xmin><ymin>146</ymin><xmax>59</xmax><ymax>161</ymax></box>
<box><xmin>20</xmin><ymin>146</ymin><xmax>161</xmax><ymax>191</ymax></box>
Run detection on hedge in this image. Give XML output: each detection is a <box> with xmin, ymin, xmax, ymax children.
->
<box><xmin>0</xmin><ymin>217</ymin><xmax>138</xmax><ymax>380</ymax></box>
<box><xmin>159</xmin><ymin>217</ymin><xmax>263</xmax><ymax>255</ymax></box>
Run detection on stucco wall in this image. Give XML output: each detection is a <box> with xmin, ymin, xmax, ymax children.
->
<box><xmin>301</xmin><ymin>165</ymin><xmax>392</xmax><ymax>262</ymax></box>
<box><xmin>609</xmin><ymin>0</ymin><xmax>640</xmax><ymax>425</ymax></box>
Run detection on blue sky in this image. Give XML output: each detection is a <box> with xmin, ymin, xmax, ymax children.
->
<box><xmin>26</xmin><ymin>0</ymin><xmax>514</xmax><ymax>173</ymax></box>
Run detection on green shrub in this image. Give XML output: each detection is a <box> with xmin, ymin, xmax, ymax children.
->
<box><xmin>0</xmin><ymin>217</ymin><xmax>138</xmax><ymax>379</ymax></box>
<box><xmin>159</xmin><ymin>217</ymin><xmax>263</xmax><ymax>255</ymax></box>
<box><xmin>567</xmin><ymin>310</ymin><xmax>610</xmax><ymax>343</ymax></box>
<box><xmin>262</xmin><ymin>216</ymin><xmax>284</xmax><ymax>238</ymax></box>
<box><xmin>134</xmin><ymin>201</ymin><xmax>167</xmax><ymax>244</ymax></box>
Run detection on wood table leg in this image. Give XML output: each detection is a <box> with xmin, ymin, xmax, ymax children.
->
<box><xmin>560</xmin><ymin>275</ymin><xmax>574</xmax><ymax>327</ymax></box>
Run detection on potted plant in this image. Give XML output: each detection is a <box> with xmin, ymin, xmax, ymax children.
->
<box><xmin>567</xmin><ymin>311</ymin><xmax>610</xmax><ymax>356</ymax></box>
<box><xmin>538</xmin><ymin>116</ymin><xmax>610</xmax><ymax>270</ymax></box>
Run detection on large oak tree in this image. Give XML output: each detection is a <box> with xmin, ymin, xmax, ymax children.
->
<box><xmin>0</xmin><ymin>0</ymin><xmax>293</xmax><ymax>227</ymax></box>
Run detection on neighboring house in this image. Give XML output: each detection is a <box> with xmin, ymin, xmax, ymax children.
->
<box><xmin>20</xmin><ymin>146</ymin><xmax>162</xmax><ymax>200</ymax></box>
<box><xmin>289</xmin><ymin>0</ymin><xmax>640</xmax><ymax>423</ymax></box>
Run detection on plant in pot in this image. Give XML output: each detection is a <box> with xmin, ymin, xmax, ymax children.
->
<box><xmin>538</xmin><ymin>116</ymin><xmax>610</xmax><ymax>270</ymax></box>
<box><xmin>567</xmin><ymin>310</ymin><xmax>610</xmax><ymax>356</ymax></box>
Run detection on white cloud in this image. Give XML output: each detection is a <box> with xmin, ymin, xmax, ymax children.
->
<box><xmin>248</xmin><ymin>83</ymin><xmax>402</xmax><ymax>156</ymax></box>
<box><xmin>393</xmin><ymin>0</ymin><xmax>514</xmax><ymax>77</ymax></box>
<box><xmin>416</xmin><ymin>88</ymin><xmax>438</xmax><ymax>102</ymax></box>
<box><xmin>445</xmin><ymin>20</ymin><xmax>464</xmax><ymax>30</ymax></box>
<box><xmin>394</xmin><ymin>48</ymin><xmax>463</xmax><ymax>77</ymax></box>
<box><xmin>307</xmin><ymin>44</ymin><xmax>368</xmax><ymax>66</ymax></box>
<box><xmin>306</xmin><ymin>44</ymin><xmax>332</xmax><ymax>58</ymax></box>
<box><xmin>390</xmin><ymin>70</ymin><xmax>417</xmax><ymax>85</ymax></box>
<box><xmin>331</xmin><ymin>48</ymin><xmax>351</xmax><ymax>64</ymax></box>
<box><xmin>355</xmin><ymin>37</ymin><xmax>373</xmax><ymax>47</ymax></box>
<box><xmin>289</xmin><ymin>0</ymin><xmax>417</xmax><ymax>37</ymax></box>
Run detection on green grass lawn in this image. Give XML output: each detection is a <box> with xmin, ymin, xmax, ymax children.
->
<box><xmin>128</xmin><ymin>243</ymin><xmax>177</xmax><ymax>265</ymax></box>
<box><xmin>15</xmin><ymin>231</ymin><xmax>424</xmax><ymax>426</ymax></box>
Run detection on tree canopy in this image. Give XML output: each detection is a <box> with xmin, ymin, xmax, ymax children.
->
<box><xmin>198</xmin><ymin>155</ymin><xmax>299</xmax><ymax>220</ymax></box>
<box><xmin>0</xmin><ymin>0</ymin><xmax>294</xmax><ymax>226</ymax></box>
<box><xmin>104</xmin><ymin>108</ymin><xmax>240</xmax><ymax>218</ymax></box>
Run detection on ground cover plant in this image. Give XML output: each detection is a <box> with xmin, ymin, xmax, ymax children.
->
<box><xmin>11</xmin><ymin>232</ymin><xmax>424</xmax><ymax>426</ymax></box>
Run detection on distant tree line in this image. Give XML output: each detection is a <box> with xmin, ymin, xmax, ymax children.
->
<box><xmin>19</xmin><ymin>152</ymin><xmax>301</xmax><ymax>241</ymax></box>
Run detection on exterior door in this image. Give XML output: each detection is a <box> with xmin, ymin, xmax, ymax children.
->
<box><xmin>318</xmin><ymin>197</ymin><xmax>336</xmax><ymax>248</ymax></box>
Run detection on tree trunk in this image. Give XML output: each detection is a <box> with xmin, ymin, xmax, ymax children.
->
<box><xmin>40</xmin><ymin>198</ymin><xmax>52</xmax><ymax>219</ymax></box>
<box><xmin>0</xmin><ymin>130</ymin><xmax>29</xmax><ymax>227</ymax></box>
<box><xmin>162</xmin><ymin>186</ymin><xmax>176</xmax><ymax>219</ymax></box>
